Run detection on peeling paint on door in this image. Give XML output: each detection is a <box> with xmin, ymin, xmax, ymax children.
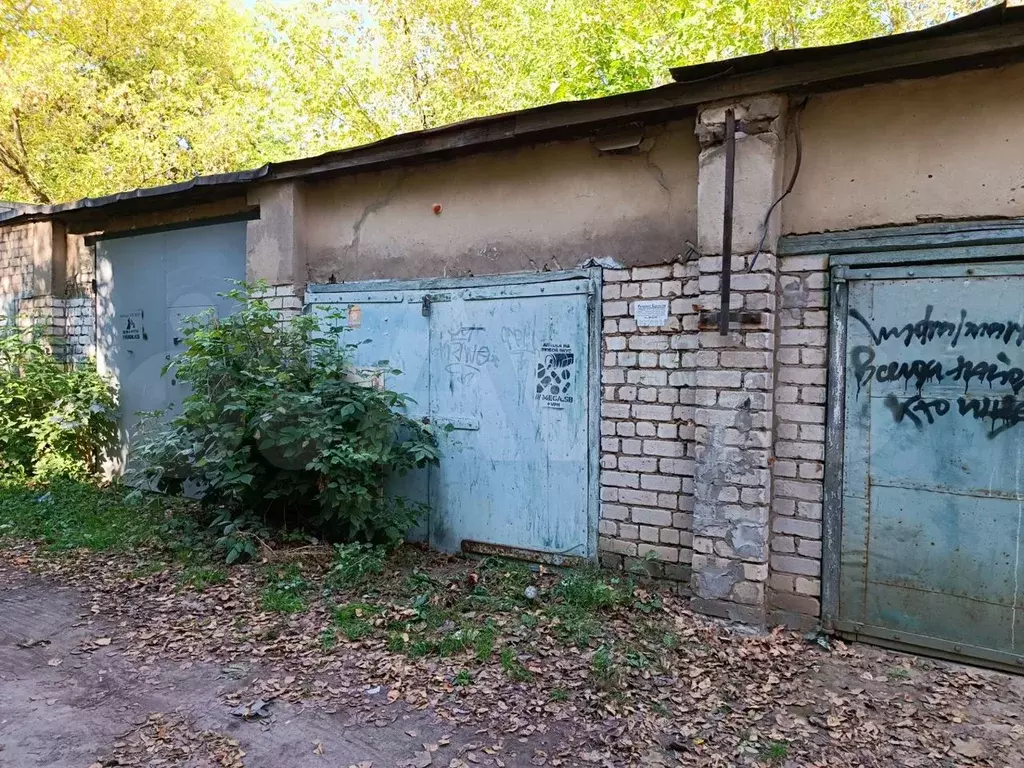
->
<box><xmin>308</xmin><ymin>271</ymin><xmax>600</xmax><ymax>559</ymax></box>
<box><xmin>837</xmin><ymin>260</ymin><xmax>1024</xmax><ymax>669</ymax></box>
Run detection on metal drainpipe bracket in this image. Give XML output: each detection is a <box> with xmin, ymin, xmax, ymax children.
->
<box><xmin>698</xmin><ymin>309</ymin><xmax>769</xmax><ymax>331</ymax></box>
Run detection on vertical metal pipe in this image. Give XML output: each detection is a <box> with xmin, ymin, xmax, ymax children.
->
<box><xmin>720</xmin><ymin>108</ymin><xmax>736</xmax><ymax>336</ymax></box>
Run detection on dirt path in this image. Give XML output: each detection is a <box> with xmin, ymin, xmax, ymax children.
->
<box><xmin>0</xmin><ymin>571</ymin><xmax>561</xmax><ymax>768</ymax></box>
<box><xmin>4</xmin><ymin>546</ymin><xmax>1024</xmax><ymax>767</ymax></box>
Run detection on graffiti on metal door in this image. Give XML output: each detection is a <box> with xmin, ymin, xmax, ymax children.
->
<box><xmin>438</xmin><ymin>326</ymin><xmax>498</xmax><ymax>385</ymax></box>
<box><xmin>850</xmin><ymin>304</ymin><xmax>1024</xmax><ymax>436</ymax></box>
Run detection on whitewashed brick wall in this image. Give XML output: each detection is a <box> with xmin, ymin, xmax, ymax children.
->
<box><xmin>1</xmin><ymin>225</ymin><xmax>96</xmax><ymax>363</ymax></box>
<box><xmin>255</xmin><ymin>284</ymin><xmax>303</xmax><ymax>318</ymax></box>
<box><xmin>689</xmin><ymin>252</ymin><xmax>778</xmax><ymax>624</ymax></box>
<box><xmin>63</xmin><ymin>297</ymin><xmax>96</xmax><ymax>363</ymax></box>
<box><xmin>598</xmin><ymin>261</ymin><xmax>700</xmax><ymax>587</ymax></box>
<box><xmin>767</xmin><ymin>254</ymin><xmax>829</xmax><ymax>626</ymax></box>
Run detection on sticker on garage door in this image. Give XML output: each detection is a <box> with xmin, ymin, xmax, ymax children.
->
<box><xmin>536</xmin><ymin>342</ymin><xmax>575</xmax><ymax>410</ymax></box>
<box><xmin>120</xmin><ymin>310</ymin><xmax>144</xmax><ymax>341</ymax></box>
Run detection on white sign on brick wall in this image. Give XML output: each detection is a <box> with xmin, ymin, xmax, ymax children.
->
<box><xmin>633</xmin><ymin>299</ymin><xmax>669</xmax><ymax>327</ymax></box>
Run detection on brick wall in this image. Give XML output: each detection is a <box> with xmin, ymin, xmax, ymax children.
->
<box><xmin>598</xmin><ymin>261</ymin><xmax>699</xmax><ymax>587</ymax></box>
<box><xmin>15</xmin><ymin>295</ymin><xmax>63</xmax><ymax>338</ymax></box>
<box><xmin>767</xmin><ymin>254</ymin><xmax>829</xmax><ymax>627</ymax></box>
<box><xmin>64</xmin><ymin>297</ymin><xmax>96</xmax><ymax>363</ymax></box>
<box><xmin>598</xmin><ymin>252</ymin><xmax>830</xmax><ymax>628</ymax></box>
<box><xmin>0</xmin><ymin>224</ymin><xmax>37</xmax><ymax>317</ymax></box>
<box><xmin>1</xmin><ymin>223</ymin><xmax>96</xmax><ymax>363</ymax></box>
<box><xmin>254</xmin><ymin>284</ymin><xmax>303</xmax><ymax>319</ymax></box>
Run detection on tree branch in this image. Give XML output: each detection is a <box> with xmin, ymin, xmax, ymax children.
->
<box><xmin>294</xmin><ymin>36</ymin><xmax>387</xmax><ymax>141</ymax></box>
<box><xmin>0</xmin><ymin>114</ymin><xmax>51</xmax><ymax>203</ymax></box>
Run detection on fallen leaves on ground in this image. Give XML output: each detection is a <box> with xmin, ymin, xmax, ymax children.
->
<box><xmin>3</xmin><ymin>542</ymin><xmax>1023</xmax><ymax>767</ymax></box>
<box><xmin>88</xmin><ymin>712</ymin><xmax>245</xmax><ymax>767</ymax></box>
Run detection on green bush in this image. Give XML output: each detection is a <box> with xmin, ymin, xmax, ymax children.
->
<box><xmin>326</xmin><ymin>541</ymin><xmax>387</xmax><ymax>590</ymax></box>
<box><xmin>128</xmin><ymin>283</ymin><xmax>440</xmax><ymax>546</ymax></box>
<box><xmin>0</xmin><ymin>324</ymin><xmax>117</xmax><ymax>480</ymax></box>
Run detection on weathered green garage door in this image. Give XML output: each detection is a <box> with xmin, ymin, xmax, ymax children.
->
<box><xmin>96</xmin><ymin>221</ymin><xmax>246</xmax><ymax>465</ymax></box>
<box><xmin>833</xmin><ymin>255</ymin><xmax>1024</xmax><ymax>669</ymax></box>
<box><xmin>307</xmin><ymin>271</ymin><xmax>600</xmax><ymax>560</ymax></box>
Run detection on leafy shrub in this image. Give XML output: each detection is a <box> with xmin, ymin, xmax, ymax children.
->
<box><xmin>0</xmin><ymin>325</ymin><xmax>117</xmax><ymax>479</ymax></box>
<box><xmin>128</xmin><ymin>283</ymin><xmax>441</xmax><ymax>546</ymax></box>
<box><xmin>210</xmin><ymin>508</ymin><xmax>265</xmax><ymax>564</ymax></box>
<box><xmin>326</xmin><ymin>541</ymin><xmax>387</xmax><ymax>590</ymax></box>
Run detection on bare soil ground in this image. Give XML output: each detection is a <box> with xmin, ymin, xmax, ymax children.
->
<box><xmin>0</xmin><ymin>569</ymin><xmax>563</xmax><ymax>768</ymax></box>
<box><xmin>2</xmin><ymin>543</ymin><xmax>1024</xmax><ymax>767</ymax></box>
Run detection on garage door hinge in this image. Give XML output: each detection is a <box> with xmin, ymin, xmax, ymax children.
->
<box><xmin>421</xmin><ymin>295</ymin><xmax>431</xmax><ymax>316</ymax></box>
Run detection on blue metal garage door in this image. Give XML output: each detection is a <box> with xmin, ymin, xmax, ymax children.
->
<box><xmin>307</xmin><ymin>271</ymin><xmax>600</xmax><ymax>560</ymax></box>
<box><xmin>834</xmin><ymin>258</ymin><xmax>1024</xmax><ymax>669</ymax></box>
<box><xmin>95</xmin><ymin>221</ymin><xmax>247</xmax><ymax>464</ymax></box>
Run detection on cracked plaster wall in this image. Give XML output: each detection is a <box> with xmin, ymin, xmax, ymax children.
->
<box><xmin>302</xmin><ymin>120</ymin><xmax>699</xmax><ymax>283</ymax></box>
<box><xmin>782</xmin><ymin>62</ymin><xmax>1024</xmax><ymax>235</ymax></box>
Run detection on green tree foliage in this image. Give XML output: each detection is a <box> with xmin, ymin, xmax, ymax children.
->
<box><xmin>0</xmin><ymin>0</ymin><xmax>282</xmax><ymax>203</ymax></box>
<box><xmin>0</xmin><ymin>0</ymin><xmax>988</xmax><ymax>203</ymax></box>
<box><xmin>0</xmin><ymin>325</ymin><xmax>117</xmax><ymax>479</ymax></box>
<box><xmin>127</xmin><ymin>284</ymin><xmax>441</xmax><ymax>546</ymax></box>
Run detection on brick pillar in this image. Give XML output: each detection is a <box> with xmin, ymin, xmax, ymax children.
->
<box><xmin>689</xmin><ymin>96</ymin><xmax>787</xmax><ymax>623</ymax></box>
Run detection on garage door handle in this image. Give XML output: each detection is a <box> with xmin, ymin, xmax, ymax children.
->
<box><xmin>437</xmin><ymin>417</ymin><xmax>480</xmax><ymax>431</ymax></box>
<box><xmin>412</xmin><ymin>415</ymin><xmax>479</xmax><ymax>430</ymax></box>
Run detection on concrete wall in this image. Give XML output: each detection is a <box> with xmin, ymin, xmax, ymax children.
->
<box><xmin>782</xmin><ymin>62</ymin><xmax>1024</xmax><ymax>235</ymax></box>
<box><xmin>302</xmin><ymin>120</ymin><xmax>699</xmax><ymax>282</ymax></box>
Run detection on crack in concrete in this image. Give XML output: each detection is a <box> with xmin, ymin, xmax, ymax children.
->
<box><xmin>643</xmin><ymin>148</ymin><xmax>672</xmax><ymax>198</ymax></box>
<box><xmin>347</xmin><ymin>172</ymin><xmax>407</xmax><ymax>255</ymax></box>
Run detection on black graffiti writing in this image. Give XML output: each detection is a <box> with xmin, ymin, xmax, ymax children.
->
<box><xmin>851</xmin><ymin>346</ymin><xmax>943</xmax><ymax>394</ymax></box>
<box><xmin>883</xmin><ymin>394</ymin><xmax>950</xmax><ymax>427</ymax></box>
<box><xmin>852</xmin><ymin>347</ymin><xmax>1024</xmax><ymax>396</ymax></box>
<box><xmin>948</xmin><ymin>352</ymin><xmax>1024</xmax><ymax>394</ymax></box>
<box><xmin>883</xmin><ymin>394</ymin><xmax>1024</xmax><ymax>437</ymax></box>
<box><xmin>851</xmin><ymin>305</ymin><xmax>1024</xmax><ymax>349</ymax></box>
<box><xmin>957</xmin><ymin>395</ymin><xmax>1024</xmax><ymax>438</ymax></box>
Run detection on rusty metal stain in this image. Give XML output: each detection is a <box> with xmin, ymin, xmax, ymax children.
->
<box><xmin>460</xmin><ymin>539</ymin><xmax>588</xmax><ymax>568</ymax></box>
